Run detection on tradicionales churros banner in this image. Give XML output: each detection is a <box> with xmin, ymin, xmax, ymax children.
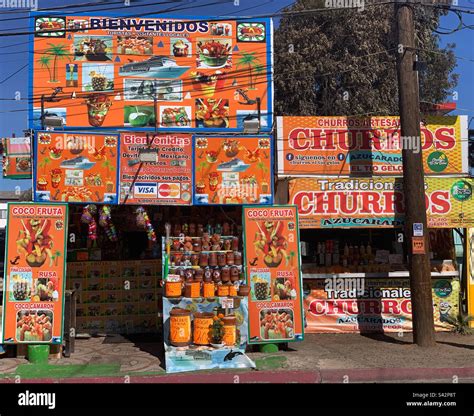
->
<box><xmin>119</xmin><ymin>133</ymin><xmax>192</xmax><ymax>205</ymax></box>
<box><xmin>34</xmin><ymin>131</ymin><xmax>120</xmax><ymax>204</ymax></box>
<box><xmin>289</xmin><ymin>177</ymin><xmax>474</xmax><ymax>229</ymax></box>
<box><xmin>243</xmin><ymin>205</ymin><xmax>304</xmax><ymax>344</ymax></box>
<box><xmin>30</xmin><ymin>13</ymin><xmax>273</xmax><ymax>133</ymax></box>
<box><xmin>2</xmin><ymin>203</ymin><xmax>68</xmax><ymax>344</ymax></box>
<box><xmin>303</xmin><ymin>278</ymin><xmax>460</xmax><ymax>333</ymax></box>
<box><xmin>277</xmin><ymin>116</ymin><xmax>469</xmax><ymax>175</ymax></box>
<box><xmin>193</xmin><ymin>136</ymin><xmax>272</xmax><ymax>205</ymax></box>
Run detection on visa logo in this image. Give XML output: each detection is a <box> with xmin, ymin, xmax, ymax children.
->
<box><xmin>134</xmin><ymin>182</ymin><xmax>157</xmax><ymax>197</ymax></box>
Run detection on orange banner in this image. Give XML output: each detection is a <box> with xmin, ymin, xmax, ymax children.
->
<box><xmin>2</xmin><ymin>138</ymin><xmax>32</xmax><ymax>179</ymax></box>
<box><xmin>193</xmin><ymin>136</ymin><xmax>272</xmax><ymax>205</ymax></box>
<box><xmin>119</xmin><ymin>133</ymin><xmax>192</xmax><ymax>205</ymax></box>
<box><xmin>243</xmin><ymin>206</ymin><xmax>304</xmax><ymax>344</ymax></box>
<box><xmin>34</xmin><ymin>132</ymin><xmax>120</xmax><ymax>204</ymax></box>
<box><xmin>277</xmin><ymin>116</ymin><xmax>469</xmax><ymax>175</ymax></box>
<box><xmin>2</xmin><ymin>203</ymin><xmax>68</xmax><ymax>344</ymax></box>
<box><xmin>31</xmin><ymin>14</ymin><xmax>272</xmax><ymax>132</ymax></box>
<box><xmin>303</xmin><ymin>278</ymin><xmax>460</xmax><ymax>333</ymax></box>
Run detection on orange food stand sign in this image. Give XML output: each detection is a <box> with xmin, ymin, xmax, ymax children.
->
<box><xmin>243</xmin><ymin>205</ymin><xmax>304</xmax><ymax>344</ymax></box>
<box><xmin>30</xmin><ymin>14</ymin><xmax>273</xmax><ymax>133</ymax></box>
<box><xmin>2</xmin><ymin>203</ymin><xmax>68</xmax><ymax>344</ymax></box>
<box><xmin>193</xmin><ymin>136</ymin><xmax>273</xmax><ymax>205</ymax></box>
<box><xmin>34</xmin><ymin>132</ymin><xmax>120</xmax><ymax>204</ymax></box>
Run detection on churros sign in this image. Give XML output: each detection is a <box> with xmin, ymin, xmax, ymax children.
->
<box><xmin>289</xmin><ymin>177</ymin><xmax>474</xmax><ymax>229</ymax></box>
<box><xmin>277</xmin><ymin>116</ymin><xmax>469</xmax><ymax>175</ymax></box>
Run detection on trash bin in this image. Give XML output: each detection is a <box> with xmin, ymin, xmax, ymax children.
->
<box><xmin>27</xmin><ymin>345</ymin><xmax>50</xmax><ymax>364</ymax></box>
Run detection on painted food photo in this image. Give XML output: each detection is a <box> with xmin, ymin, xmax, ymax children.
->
<box><xmin>16</xmin><ymin>310</ymin><xmax>54</xmax><ymax>342</ymax></box>
<box><xmin>259</xmin><ymin>309</ymin><xmax>294</xmax><ymax>341</ymax></box>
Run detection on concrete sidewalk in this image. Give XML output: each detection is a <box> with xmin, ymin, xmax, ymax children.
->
<box><xmin>0</xmin><ymin>332</ymin><xmax>472</xmax><ymax>383</ymax></box>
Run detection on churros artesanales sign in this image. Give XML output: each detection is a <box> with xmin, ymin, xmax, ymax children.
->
<box><xmin>277</xmin><ymin>116</ymin><xmax>469</xmax><ymax>175</ymax></box>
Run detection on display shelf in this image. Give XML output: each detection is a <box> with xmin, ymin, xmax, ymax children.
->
<box><xmin>302</xmin><ymin>271</ymin><xmax>460</xmax><ymax>279</ymax></box>
<box><xmin>168</xmin><ymin>236</ymin><xmax>236</xmax><ymax>239</ymax></box>
<box><xmin>168</xmin><ymin>249</ymin><xmax>236</xmax><ymax>255</ymax></box>
<box><xmin>168</xmin><ymin>264</ymin><xmax>243</xmax><ymax>269</ymax></box>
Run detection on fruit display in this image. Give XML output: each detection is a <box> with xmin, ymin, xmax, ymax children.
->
<box><xmin>273</xmin><ymin>277</ymin><xmax>297</xmax><ymax>301</ymax></box>
<box><xmin>253</xmin><ymin>220</ymin><xmax>288</xmax><ymax>268</ymax></box>
<box><xmin>191</xmin><ymin>71</ymin><xmax>226</xmax><ymax>97</ymax></box>
<box><xmin>16</xmin><ymin>311</ymin><xmax>53</xmax><ymax>342</ymax></box>
<box><xmin>35</xmin><ymin>278</ymin><xmax>57</xmax><ymax>302</ymax></box>
<box><xmin>260</xmin><ymin>310</ymin><xmax>294</xmax><ymax>340</ymax></box>
<box><xmin>16</xmin><ymin>219</ymin><xmax>54</xmax><ymax>268</ymax></box>
<box><xmin>90</xmin><ymin>71</ymin><xmax>108</xmax><ymax>91</ymax></box>
<box><xmin>160</xmin><ymin>107</ymin><xmax>191</xmax><ymax>127</ymax></box>
<box><xmin>49</xmin><ymin>146</ymin><xmax>62</xmax><ymax>160</ymax></box>
<box><xmin>197</xmin><ymin>40</ymin><xmax>231</xmax><ymax>67</ymax></box>
<box><xmin>195</xmin><ymin>98</ymin><xmax>229</xmax><ymax>128</ymax></box>
<box><xmin>251</xmin><ymin>276</ymin><xmax>270</xmax><ymax>300</ymax></box>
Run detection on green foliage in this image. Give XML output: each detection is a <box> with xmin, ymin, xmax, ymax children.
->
<box><xmin>444</xmin><ymin>313</ymin><xmax>474</xmax><ymax>335</ymax></box>
<box><xmin>274</xmin><ymin>0</ymin><xmax>458</xmax><ymax>116</ymax></box>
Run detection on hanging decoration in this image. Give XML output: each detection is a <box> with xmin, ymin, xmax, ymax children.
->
<box><xmin>81</xmin><ymin>204</ymin><xmax>98</xmax><ymax>240</ymax></box>
<box><xmin>136</xmin><ymin>206</ymin><xmax>156</xmax><ymax>242</ymax></box>
<box><xmin>99</xmin><ymin>205</ymin><xmax>118</xmax><ymax>242</ymax></box>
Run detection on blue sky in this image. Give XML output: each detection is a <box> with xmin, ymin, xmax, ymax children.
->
<box><xmin>0</xmin><ymin>0</ymin><xmax>472</xmax><ymax>191</ymax></box>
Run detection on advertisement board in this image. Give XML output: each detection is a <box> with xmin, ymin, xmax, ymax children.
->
<box><xmin>119</xmin><ymin>132</ymin><xmax>192</xmax><ymax>205</ymax></box>
<box><xmin>30</xmin><ymin>13</ymin><xmax>273</xmax><ymax>133</ymax></box>
<box><xmin>289</xmin><ymin>177</ymin><xmax>474</xmax><ymax>229</ymax></box>
<box><xmin>2</xmin><ymin>203</ymin><xmax>68</xmax><ymax>344</ymax></box>
<box><xmin>303</xmin><ymin>278</ymin><xmax>460</xmax><ymax>333</ymax></box>
<box><xmin>34</xmin><ymin>131</ymin><xmax>120</xmax><ymax>204</ymax></box>
<box><xmin>277</xmin><ymin>116</ymin><xmax>469</xmax><ymax>176</ymax></box>
<box><xmin>2</xmin><ymin>138</ymin><xmax>32</xmax><ymax>179</ymax></box>
<box><xmin>243</xmin><ymin>205</ymin><xmax>304</xmax><ymax>344</ymax></box>
<box><xmin>193</xmin><ymin>136</ymin><xmax>272</xmax><ymax>205</ymax></box>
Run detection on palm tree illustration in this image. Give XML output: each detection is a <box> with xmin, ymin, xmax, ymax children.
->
<box><xmin>288</xmin><ymin>250</ymin><xmax>296</xmax><ymax>267</ymax></box>
<box><xmin>39</xmin><ymin>156</ymin><xmax>51</xmax><ymax>175</ymax></box>
<box><xmin>236</xmin><ymin>52</ymin><xmax>261</xmax><ymax>90</ymax></box>
<box><xmin>38</xmin><ymin>56</ymin><xmax>54</xmax><ymax>83</ymax></box>
<box><xmin>198</xmin><ymin>160</ymin><xmax>209</xmax><ymax>178</ymax></box>
<box><xmin>256</xmin><ymin>161</ymin><xmax>268</xmax><ymax>181</ymax></box>
<box><xmin>54</xmin><ymin>250</ymin><xmax>62</xmax><ymax>266</ymax></box>
<box><xmin>44</xmin><ymin>43</ymin><xmax>69</xmax><ymax>83</ymax></box>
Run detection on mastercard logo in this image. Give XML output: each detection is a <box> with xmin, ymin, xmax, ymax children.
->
<box><xmin>157</xmin><ymin>183</ymin><xmax>181</xmax><ymax>198</ymax></box>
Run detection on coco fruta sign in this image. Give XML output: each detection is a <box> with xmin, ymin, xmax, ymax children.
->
<box><xmin>289</xmin><ymin>177</ymin><xmax>474</xmax><ymax>229</ymax></box>
<box><xmin>277</xmin><ymin>116</ymin><xmax>469</xmax><ymax>175</ymax></box>
<box><xmin>119</xmin><ymin>133</ymin><xmax>192</xmax><ymax>205</ymax></box>
<box><xmin>2</xmin><ymin>203</ymin><xmax>68</xmax><ymax>344</ymax></box>
<box><xmin>243</xmin><ymin>205</ymin><xmax>304</xmax><ymax>344</ymax></box>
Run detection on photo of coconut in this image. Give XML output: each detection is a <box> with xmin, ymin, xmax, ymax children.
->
<box><xmin>33</xmin><ymin>277</ymin><xmax>59</xmax><ymax>302</ymax></box>
<box><xmin>259</xmin><ymin>309</ymin><xmax>294</xmax><ymax>340</ymax></box>
<box><xmin>9</xmin><ymin>272</ymin><xmax>33</xmax><ymax>302</ymax></box>
<box><xmin>123</xmin><ymin>79</ymin><xmax>183</xmax><ymax>101</ymax></box>
<box><xmin>272</xmin><ymin>277</ymin><xmax>297</xmax><ymax>301</ymax></box>
<box><xmin>73</xmin><ymin>36</ymin><xmax>113</xmax><ymax>61</ymax></box>
<box><xmin>82</xmin><ymin>64</ymin><xmax>114</xmax><ymax>92</ymax></box>
<box><xmin>16</xmin><ymin>310</ymin><xmax>54</xmax><ymax>342</ymax></box>
<box><xmin>124</xmin><ymin>105</ymin><xmax>155</xmax><ymax>127</ymax></box>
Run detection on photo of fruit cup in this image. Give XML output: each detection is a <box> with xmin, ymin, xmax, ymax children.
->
<box><xmin>50</xmin><ymin>169</ymin><xmax>62</xmax><ymax>188</ymax></box>
<box><xmin>37</xmin><ymin>177</ymin><xmax>48</xmax><ymax>191</ymax></box>
<box><xmin>196</xmin><ymin>182</ymin><xmax>206</xmax><ymax>194</ymax></box>
<box><xmin>85</xmin><ymin>94</ymin><xmax>112</xmax><ymax>127</ymax></box>
<box><xmin>208</xmin><ymin>172</ymin><xmax>219</xmax><ymax>192</ymax></box>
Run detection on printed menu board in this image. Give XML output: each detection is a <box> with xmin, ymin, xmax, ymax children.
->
<box><xmin>2</xmin><ymin>137</ymin><xmax>32</xmax><ymax>179</ymax></box>
<box><xmin>30</xmin><ymin>13</ymin><xmax>273</xmax><ymax>133</ymax></box>
<box><xmin>2</xmin><ymin>203</ymin><xmax>68</xmax><ymax>344</ymax></box>
<box><xmin>193</xmin><ymin>136</ymin><xmax>273</xmax><ymax>205</ymax></box>
<box><xmin>243</xmin><ymin>205</ymin><xmax>304</xmax><ymax>344</ymax></box>
<box><xmin>119</xmin><ymin>132</ymin><xmax>192</xmax><ymax>205</ymax></box>
<box><xmin>34</xmin><ymin>131</ymin><xmax>120</xmax><ymax>204</ymax></box>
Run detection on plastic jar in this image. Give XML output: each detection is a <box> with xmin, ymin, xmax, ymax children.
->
<box><xmin>169</xmin><ymin>308</ymin><xmax>191</xmax><ymax>347</ymax></box>
<box><xmin>222</xmin><ymin>315</ymin><xmax>237</xmax><ymax>346</ymax></box>
<box><xmin>165</xmin><ymin>281</ymin><xmax>182</xmax><ymax>298</ymax></box>
<box><xmin>193</xmin><ymin>312</ymin><xmax>213</xmax><ymax>345</ymax></box>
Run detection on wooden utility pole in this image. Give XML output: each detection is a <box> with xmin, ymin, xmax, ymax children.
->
<box><xmin>396</xmin><ymin>3</ymin><xmax>436</xmax><ymax>347</ymax></box>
